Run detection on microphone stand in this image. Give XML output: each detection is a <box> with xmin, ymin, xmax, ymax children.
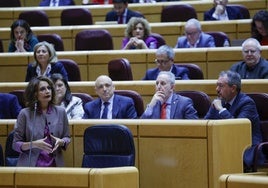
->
<box><xmin>28</xmin><ymin>102</ymin><xmax>37</xmax><ymax>167</ymax></box>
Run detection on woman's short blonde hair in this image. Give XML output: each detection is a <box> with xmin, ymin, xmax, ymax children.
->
<box><xmin>33</xmin><ymin>41</ymin><xmax>58</xmax><ymax>66</ymax></box>
<box><xmin>124</xmin><ymin>17</ymin><xmax>151</xmax><ymax>39</ymax></box>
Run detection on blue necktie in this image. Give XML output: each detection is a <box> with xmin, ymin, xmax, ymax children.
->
<box><xmin>101</xmin><ymin>102</ymin><xmax>110</xmax><ymax>119</ymax></box>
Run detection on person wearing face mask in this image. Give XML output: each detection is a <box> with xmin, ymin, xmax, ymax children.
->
<box><xmin>143</xmin><ymin>45</ymin><xmax>190</xmax><ymax>80</ymax></box>
<box><xmin>204</xmin><ymin>70</ymin><xmax>264</xmax><ymax>172</ymax></box>
<box><xmin>141</xmin><ymin>71</ymin><xmax>198</xmax><ymax>119</ymax></box>
<box><xmin>13</xmin><ymin>76</ymin><xmax>71</xmax><ymax>167</ymax></box>
<box><xmin>83</xmin><ymin>75</ymin><xmax>137</xmax><ymax>119</ymax></box>
<box><xmin>204</xmin><ymin>0</ymin><xmax>244</xmax><ymax>21</ymax></box>
<box><xmin>25</xmin><ymin>41</ymin><xmax>68</xmax><ymax>82</ymax></box>
<box><xmin>51</xmin><ymin>73</ymin><xmax>84</xmax><ymax>119</ymax></box>
<box><xmin>8</xmin><ymin>19</ymin><xmax>39</xmax><ymax>53</ymax></box>
<box><xmin>230</xmin><ymin>38</ymin><xmax>268</xmax><ymax>79</ymax></box>
<box><xmin>175</xmin><ymin>18</ymin><xmax>215</xmax><ymax>48</ymax></box>
<box><xmin>251</xmin><ymin>10</ymin><xmax>268</xmax><ymax>46</ymax></box>
<box><xmin>122</xmin><ymin>17</ymin><xmax>158</xmax><ymax>49</ymax></box>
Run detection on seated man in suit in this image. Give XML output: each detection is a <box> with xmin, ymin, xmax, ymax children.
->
<box><xmin>39</xmin><ymin>0</ymin><xmax>75</xmax><ymax>6</ymax></box>
<box><xmin>175</xmin><ymin>18</ymin><xmax>215</xmax><ymax>48</ymax></box>
<box><xmin>204</xmin><ymin>0</ymin><xmax>244</xmax><ymax>21</ymax></box>
<box><xmin>204</xmin><ymin>70</ymin><xmax>264</xmax><ymax>172</ymax></box>
<box><xmin>141</xmin><ymin>71</ymin><xmax>198</xmax><ymax>119</ymax></box>
<box><xmin>143</xmin><ymin>45</ymin><xmax>190</xmax><ymax>80</ymax></box>
<box><xmin>0</xmin><ymin>93</ymin><xmax>22</xmax><ymax>119</ymax></box>
<box><xmin>230</xmin><ymin>38</ymin><xmax>268</xmax><ymax>79</ymax></box>
<box><xmin>105</xmin><ymin>0</ymin><xmax>143</xmax><ymax>24</ymax></box>
<box><xmin>83</xmin><ymin>75</ymin><xmax>137</xmax><ymax>119</ymax></box>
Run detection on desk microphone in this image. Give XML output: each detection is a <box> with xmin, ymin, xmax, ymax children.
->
<box><xmin>28</xmin><ymin>102</ymin><xmax>37</xmax><ymax>167</ymax></box>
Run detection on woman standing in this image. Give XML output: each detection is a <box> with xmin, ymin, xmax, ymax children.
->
<box><xmin>13</xmin><ymin>76</ymin><xmax>70</xmax><ymax>167</ymax></box>
<box><xmin>25</xmin><ymin>41</ymin><xmax>68</xmax><ymax>82</ymax></box>
<box><xmin>8</xmin><ymin>19</ymin><xmax>39</xmax><ymax>52</ymax></box>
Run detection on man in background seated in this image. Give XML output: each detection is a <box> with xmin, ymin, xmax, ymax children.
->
<box><xmin>39</xmin><ymin>0</ymin><xmax>75</xmax><ymax>6</ymax></box>
<box><xmin>83</xmin><ymin>75</ymin><xmax>137</xmax><ymax>119</ymax></box>
<box><xmin>230</xmin><ymin>38</ymin><xmax>268</xmax><ymax>79</ymax></box>
<box><xmin>105</xmin><ymin>0</ymin><xmax>143</xmax><ymax>24</ymax></box>
<box><xmin>143</xmin><ymin>45</ymin><xmax>189</xmax><ymax>80</ymax></box>
<box><xmin>204</xmin><ymin>70</ymin><xmax>264</xmax><ymax>172</ymax></box>
<box><xmin>141</xmin><ymin>71</ymin><xmax>198</xmax><ymax>119</ymax></box>
<box><xmin>0</xmin><ymin>93</ymin><xmax>22</xmax><ymax>119</ymax></box>
<box><xmin>204</xmin><ymin>0</ymin><xmax>244</xmax><ymax>21</ymax></box>
<box><xmin>175</xmin><ymin>18</ymin><xmax>215</xmax><ymax>48</ymax></box>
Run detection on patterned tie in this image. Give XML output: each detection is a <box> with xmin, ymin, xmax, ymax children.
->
<box><xmin>160</xmin><ymin>103</ymin><xmax>167</xmax><ymax>119</ymax></box>
<box><xmin>52</xmin><ymin>0</ymin><xmax>57</xmax><ymax>6</ymax></box>
<box><xmin>225</xmin><ymin>103</ymin><xmax>231</xmax><ymax>110</ymax></box>
<box><xmin>118</xmin><ymin>15</ymin><xmax>123</xmax><ymax>24</ymax></box>
<box><xmin>101</xmin><ymin>102</ymin><xmax>110</xmax><ymax>119</ymax></box>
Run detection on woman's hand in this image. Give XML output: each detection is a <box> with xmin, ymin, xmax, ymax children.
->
<box><xmin>50</xmin><ymin>134</ymin><xmax>65</xmax><ymax>152</ymax></box>
<box><xmin>33</xmin><ymin>137</ymin><xmax>53</xmax><ymax>153</ymax></box>
<box><xmin>15</xmin><ymin>39</ymin><xmax>26</xmax><ymax>52</ymax></box>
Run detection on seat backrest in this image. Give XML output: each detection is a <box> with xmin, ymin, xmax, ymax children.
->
<box><xmin>5</xmin><ymin>130</ymin><xmax>19</xmax><ymax>166</ymax></box>
<box><xmin>108</xmin><ymin>58</ymin><xmax>133</xmax><ymax>81</ymax></box>
<box><xmin>0</xmin><ymin>0</ymin><xmax>21</xmax><ymax>7</ymax></box>
<box><xmin>175</xmin><ymin>63</ymin><xmax>204</xmax><ymax>79</ymax></box>
<box><xmin>59</xmin><ymin>59</ymin><xmax>81</xmax><ymax>81</ymax></box>
<box><xmin>176</xmin><ymin>90</ymin><xmax>211</xmax><ymax>118</ymax></box>
<box><xmin>228</xmin><ymin>4</ymin><xmax>250</xmax><ymax>19</ymax></box>
<box><xmin>72</xmin><ymin>92</ymin><xmax>94</xmax><ymax>107</ymax></box>
<box><xmin>114</xmin><ymin>90</ymin><xmax>144</xmax><ymax>118</ymax></box>
<box><xmin>0</xmin><ymin>143</ymin><xmax>3</xmax><ymax>166</ymax></box>
<box><xmin>161</xmin><ymin>4</ymin><xmax>197</xmax><ymax>22</ymax></box>
<box><xmin>61</xmin><ymin>8</ymin><xmax>93</xmax><ymax>26</ymax></box>
<box><xmin>19</xmin><ymin>10</ymin><xmax>49</xmax><ymax>26</ymax></box>
<box><xmin>9</xmin><ymin>90</ymin><xmax>25</xmax><ymax>108</ymax></box>
<box><xmin>37</xmin><ymin>34</ymin><xmax>64</xmax><ymax>51</ymax></box>
<box><xmin>75</xmin><ymin>29</ymin><xmax>113</xmax><ymax>51</ymax></box>
<box><xmin>82</xmin><ymin>124</ymin><xmax>135</xmax><ymax>168</ymax></box>
<box><xmin>149</xmin><ymin>33</ymin><xmax>166</xmax><ymax>48</ymax></box>
<box><xmin>0</xmin><ymin>39</ymin><xmax>3</xmax><ymax>52</ymax></box>
<box><xmin>205</xmin><ymin>31</ymin><xmax>231</xmax><ymax>47</ymax></box>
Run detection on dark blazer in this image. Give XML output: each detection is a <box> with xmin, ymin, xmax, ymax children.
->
<box><xmin>0</xmin><ymin>93</ymin><xmax>22</xmax><ymax>119</ymax></box>
<box><xmin>25</xmin><ymin>62</ymin><xmax>68</xmax><ymax>82</ymax></box>
<box><xmin>39</xmin><ymin>0</ymin><xmax>75</xmax><ymax>6</ymax></box>
<box><xmin>105</xmin><ymin>9</ymin><xmax>143</xmax><ymax>24</ymax></box>
<box><xmin>230</xmin><ymin>58</ymin><xmax>268</xmax><ymax>79</ymax></box>
<box><xmin>204</xmin><ymin>92</ymin><xmax>263</xmax><ymax>168</ymax></box>
<box><xmin>83</xmin><ymin>94</ymin><xmax>137</xmax><ymax>119</ymax></box>
<box><xmin>141</xmin><ymin>94</ymin><xmax>198</xmax><ymax>119</ymax></box>
<box><xmin>204</xmin><ymin>6</ymin><xmax>243</xmax><ymax>21</ymax></box>
<box><xmin>143</xmin><ymin>64</ymin><xmax>190</xmax><ymax>80</ymax></box>
<box><xmin>175</xmin><ymin>32</ymin><xmax>215</xmax><ymax>48</ymax></box>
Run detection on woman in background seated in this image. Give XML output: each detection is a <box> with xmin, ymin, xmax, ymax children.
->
<box><xmin>25</xmin><ymin>41</ymin><xmax>68</xmax><ymax>82</ymax></box>
<box><xmin>51</xmin><ymin>73</ymin><xmax>84</xmax><ymax>119</ymax></box>
<box><xmin>8</xmin><ymin>19</ymin><xmax>39</xmax><ymax>52</ymax></box>
<box><xmin>13</xmin><ymin>76</ymin><xmax>70</xmax><ymax>167</ymax></box>
<box><xmin>122</xmin><ymin>17</ymin><xmax>158</xmax><ymax>49</ymax></box>
<box><xmin>251</xmin><ymin>10</ymin><xmax>268</xmax><ymax>45</ymax></box>
<box><xmin>39</xmin><ymin>0</ymin><xmax>75</xmax><ymax>6</ymax></box>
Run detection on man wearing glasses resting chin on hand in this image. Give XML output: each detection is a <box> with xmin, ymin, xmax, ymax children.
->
<box><xmin>142</xmin><ymin>45</ymin><xmax>190</xmax><ymax>80</ymax></box>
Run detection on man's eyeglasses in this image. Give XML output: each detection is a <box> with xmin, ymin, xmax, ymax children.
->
<box><xmin>242</xmin><ymin>50</ymin><xmax>258</xmax><ymax>54</ymax></box>
<box><xmin>155</xmin><ymin>59</ymin><xmax>170</xmax><ymax>65</ymax></box>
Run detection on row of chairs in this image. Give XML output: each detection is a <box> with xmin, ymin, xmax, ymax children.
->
<box><xmin>3</xmin><ymin>3</ymin><xmax>251</xmax><ymax>25</ymax></box>
<box><xmin>1</xmin><ymin>92</ymin><xmax>268</xmax><ymax>171</ymax></box>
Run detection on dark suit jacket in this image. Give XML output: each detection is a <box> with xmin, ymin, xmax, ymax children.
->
<box><xmin>39</xmin><ymin>0</ymin><xmax>75</xmax><ymax>6</ymax></box>
<box><xmin>204</xmin><ymin>6</ymin><xmax>243</xmax><ymax>21</ymax></box>
<box><xmin>105</xmin><ymin>9</ymin><xmax>143</xmax><ymax>24</ymax></box>
<box><xmin>0</xmin><ymin>93</ymin><xmax>22</xmax><ymax>119</ymax></box>
<box><xmin>175</xmin><ymin>32</ymin><xmax>215</xmax><ymax>48</ymax></box>
<box><xmin>143</xmin><ymin>65</ymin><xmax>190</xmax><ymax>80</ymax></box>
<box><xmin>83</xmin><ymin>94</ymin><xmax>137</xmax><ymax>119</ymax></box>
<box><xmin>230</xmin><ymin>58</ymin><xmax>268</xmax><ymax>79</ymax></box>
<box><xmin>141</xmin><ymin>94</ymin><xmax>198</xmax><ymax>119</ymax></box>
<box><xmin>204</xmin><ymin>92</ymin><xmax>263</xmax><ymax>168</ymax></box>
<box><xmin>25</xmin><ymin>62</ymin><xmax>68</xmax><ymax>82</ymax></box>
